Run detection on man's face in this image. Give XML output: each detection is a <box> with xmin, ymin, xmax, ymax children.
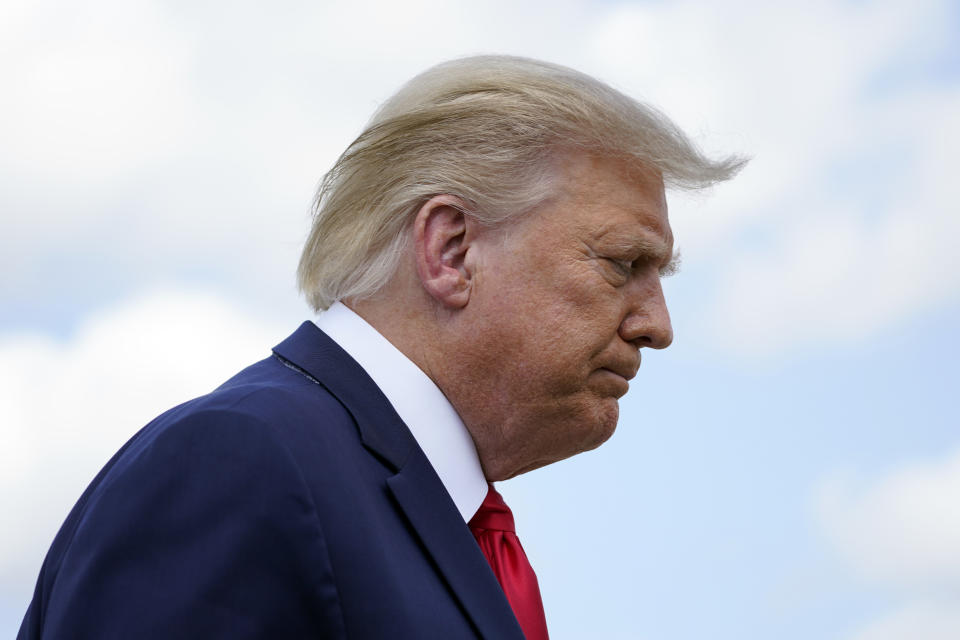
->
<box><xmin>450</xmin><ymin>152</ymin><xmax>675</xmax><ymax>480</ymax></box>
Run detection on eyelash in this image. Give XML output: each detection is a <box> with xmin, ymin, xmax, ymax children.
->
<box><xmin>607</xmin><ymin>257</ymin><xmax>675</xmax><ymax>278</ymax></box>
<box><xmin>607</xmin><ymin>258</ymin><xmax>633</xmax><ymax>275</ymax></box>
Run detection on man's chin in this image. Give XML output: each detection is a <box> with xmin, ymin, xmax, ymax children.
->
<box><xmin>559</xmin><ymin>401</ymin><xmax>620</xmax><ymax>458</ymax></box>
<box><xmin>587</xmin><ymin>415</ymin><xmax>618</xmax><ymax>452</ymax></box>
<box><xmin>586</xmin><ymin>398</ymin><xmax>620</xmax><ymax>448</ymax></box>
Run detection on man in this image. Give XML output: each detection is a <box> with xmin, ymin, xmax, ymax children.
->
<box><xmin>19</xmin><ymin>55</ymin><xmax>743</xmax><ymax>639</ymax></box>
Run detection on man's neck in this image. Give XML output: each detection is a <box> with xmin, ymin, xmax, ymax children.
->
<box><xmin>315</xmin><ymin>301</ymin><xmax>488</xmax><ymax>521</ymax></box>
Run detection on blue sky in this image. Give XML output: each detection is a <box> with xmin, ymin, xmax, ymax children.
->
<box><xmin>2</xmin><ymin>0</ymin><xmax>959</xmax><ymax>638</ymax></box>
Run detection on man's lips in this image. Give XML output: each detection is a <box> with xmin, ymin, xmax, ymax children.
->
<box><xmin>601</xmin><ymin>354</ymin><xmax>640</xmax><ymax>382</ymax></box>
<box><xmin>596</xmin><ymin>367</ymin><xmax>633</xmax><ymax>398</ymax></box>
<box><xmin>600</xmin><ymin>368</ymin><xmax>634</xmax><ymax>382</ymax></box>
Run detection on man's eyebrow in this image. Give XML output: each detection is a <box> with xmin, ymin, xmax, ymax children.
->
<box><xmin>659</xmin><ymin>249</ymin><xmax>681</xmax><ymax>277</ymax></box>
<box><xmin>623</xmin><ymin>237</ymin><xmax>680</xmax><ymax>276</ymax></box>
<box><xmin>594</xmin><ymin>231</ymin><xmax>680</xmax><ymax>275</ymax></box>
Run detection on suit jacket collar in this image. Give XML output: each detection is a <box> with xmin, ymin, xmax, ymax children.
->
<box><xmin>273</xmin><ymin>320</ymin><xmax>415</xmax><ymax>470</ymax></box>
<box><xmin>272</xmin><ymin>321</ymin><xmax>526</xmax><ymax>640</ymax></box>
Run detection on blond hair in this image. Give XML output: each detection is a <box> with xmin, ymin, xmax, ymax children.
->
<box><xmin>298</xmin><ymin>55</ymin><xmax>745</xmax><ymax>311</ymax></box>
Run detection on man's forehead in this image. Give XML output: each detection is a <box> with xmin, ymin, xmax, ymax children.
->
<box><xmin>570</xmin><ymin>164</ymin><xmax>672</xmax><ymax>239</ymax></box>
<box><xmin>505</xmin><ymin>150</ymin><xmax>673</xmax><ymax>256</ymax></box>
<box><xmin>592</xmin><ymin>223</ymin><xmax>672</xmax><ymax>250</ymax></box>
<box><xmin>560</xmin><ymin>153</ymin><xmax>667</xmax><ymax>215</ymax></box>
<box><xmin>556</xmin><ymin>152</ymin><xmax>666</xmax><ymax>199</ymax></box>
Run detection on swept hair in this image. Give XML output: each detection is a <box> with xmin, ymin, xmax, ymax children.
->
<box><xmin>298</xmin><ymin>55</ymin><xmax>746</xmax><ymax>311</ymax></box>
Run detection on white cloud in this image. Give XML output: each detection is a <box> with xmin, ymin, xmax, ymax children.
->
<box><xmin>583</xmin><ymin>0</ymin><xmax>960</xmax><ymax>357</ymax></box>
<box><xmin>815</xmin><ymin>448</ymin><xmax>960</xmax><ymax>639</ymax></box>
<box><xmin>702</xmin><ymin>87</ymin><xmax>960</xmax><ymax>355</ymax></box>
<box><xmin>1</xmin><ymin>0</ymin><xmax>957</xmax><ymax>355</ymax></box>
<box><xmin>0</xmin><ymin>0</ymin><xmax>595</xmax><ymax>314</ymax></box>
<box><xmin>0</xmin><ymin>0</ymin><xmax>194</xmax><ymax>184</ymax></box>
<box><xmin>849</xmin><ymin>600</ymin><xmax>960</xmax><ymax>640</ymax></box>
<box><xmin>0</xmin><ymin>289</ymin><xmax>285</xmax><ymax>611</ymax></box>
<box><xmin>816</xmin><ymin>448</ymin><xmax>960</xmax><ymax>588</ymax></box>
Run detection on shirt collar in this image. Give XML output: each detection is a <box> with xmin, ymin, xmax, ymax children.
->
<box><xmin>313</xmin><ymin>301</ymin><xmax>488</xmax><ymax>522</ymax></box>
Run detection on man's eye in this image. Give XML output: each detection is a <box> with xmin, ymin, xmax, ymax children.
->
<box><xmin>605</xmin><ymin>258</ymin><xmax>632</xmax><ymax>275</ymax></box>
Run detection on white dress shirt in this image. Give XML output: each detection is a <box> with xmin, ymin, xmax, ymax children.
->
<box><xmin>313</xmin><ymin>302</ymin><xmax>488</xmax><ymax>522</ymax></box>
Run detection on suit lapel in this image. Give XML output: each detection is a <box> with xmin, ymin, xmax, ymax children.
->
<box><xmin>273</xmin><ymin>322</ymin><xmax>525</xmax><ymax>640</ymax></box>
<box><xmin>387</xmin><ymin>451</ymin><xmax>526</xmax><ymax>640</ymax></box>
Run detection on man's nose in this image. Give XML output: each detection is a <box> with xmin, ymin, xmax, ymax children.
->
<box><xmin>618</xmin><ymin>278</ymin><xmax>674</xmax><ymax>349</ymax></box>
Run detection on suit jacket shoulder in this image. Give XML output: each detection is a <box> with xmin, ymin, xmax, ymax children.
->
<box><xmin>18</xmin><ymin>322</ymin><xmax>524</xmax><ymax>640</ymax></box>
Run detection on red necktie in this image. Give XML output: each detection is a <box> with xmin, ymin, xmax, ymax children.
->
<box><xmin>468</xmin><ymin>484</ymin><xmax>549</xmax><ymax>640</ymax></box>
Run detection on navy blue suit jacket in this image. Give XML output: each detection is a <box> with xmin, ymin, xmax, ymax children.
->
<box><xmin>18</xmin><ymin>322</ymin><xmax>526</xmax><ymax>639</ymax></box>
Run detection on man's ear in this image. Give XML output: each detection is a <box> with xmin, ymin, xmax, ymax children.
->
<box><xmin>413</xmin><ymin>195</ymin><xmax>478</xmax><ymax>309</ymax></box>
